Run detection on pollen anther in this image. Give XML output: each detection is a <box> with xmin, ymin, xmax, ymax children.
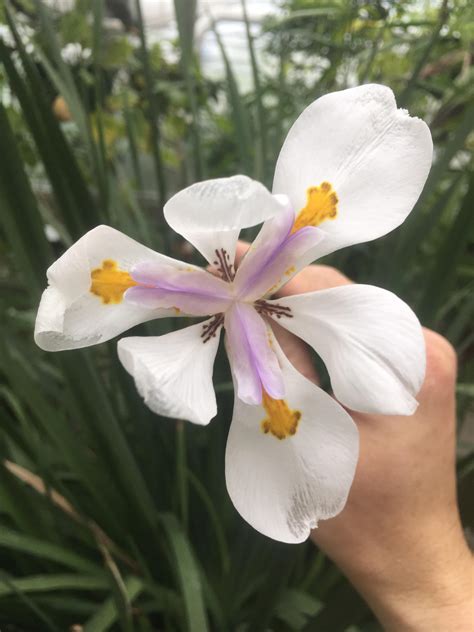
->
<box><xmin>255</xmin><ymin>300</ymin><xmax>292</xmax><ymax>319</ymax></box>
<box><xmin>201</xmin><ymin>314</ymin><xmax>224</xmax><ymax>343</ymax></box>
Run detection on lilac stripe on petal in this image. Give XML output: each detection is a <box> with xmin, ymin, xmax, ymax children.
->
<box><xmin>225</xmin><ymin>303</ymin><xmax>285</xmax><ymax>405</ymax></box>
<box><xmin>126</xmin><ymin>261</ymin><xmax>232</xmax><ymax>316</ymax></box>
<box><xmin>234</xmin><ymin>209</ymin><xmax>323</xmax><ymax>302</ymax></box>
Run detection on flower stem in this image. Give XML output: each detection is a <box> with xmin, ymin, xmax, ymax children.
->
<box><xmin>176</xmin><ymin>419</ymin><xmax>188</xmax><ymax>532</ymax></box>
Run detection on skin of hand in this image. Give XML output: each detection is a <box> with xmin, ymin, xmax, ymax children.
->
<box><xmin>234</xmin><ymin>243</ymin><xmax>474</xmax><ymax>631</ymax></box>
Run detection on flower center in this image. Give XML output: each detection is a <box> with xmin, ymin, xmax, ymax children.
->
<box><xmin>261</xmin><ymin>390</ymin><xmax>301</xmax><ymax>440</ymax></box>
<box><xmin>90</xmin><ymin>259</ymin><xmax>137</xmax><ymax>304</ymax></box>
<box><xmin>291</xmin><ymin>181</ymin><xmax>338</xmax><ymax>233</ymax></box>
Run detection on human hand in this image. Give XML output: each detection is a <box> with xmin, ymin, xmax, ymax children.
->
<box><xmin>235</xmin><ymin>243</ymin><xmax>473</xmax><ymax>631</ymax></box>
<box><xmin>276</xmin><ymin>263</ymin><xmax>473</xmax><ymax>631</ymax></box>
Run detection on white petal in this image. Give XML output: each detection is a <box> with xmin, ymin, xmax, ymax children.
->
<box><xmin>35</xmin><ymin>225</ymin><xmax>188</xmax><ymax>351</ymax></box>
<box><xmin>268</xmin><ymin>284</ymin><xmax>425</xmax><ymax>415</ymax></box>
<box><xmin>164</xmin><ymin>175</ymin><xmax>289</xmax><ymax>265</ymax></box>
<box><xmin>273</xmin><ymin>84</ymin><xmax>433</xmax><ymax>259</ymax></box>
<box><xmin>117</xmin><ymin>319</ymin><xmax>221</xmax><ymax>425</ymax></box>
<box><xmin>225</xmin><ymin>337</ymin><xmax>358</xmax><ymax>543</ymax></box>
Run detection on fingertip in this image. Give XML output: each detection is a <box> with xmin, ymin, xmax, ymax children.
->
<box><xmin>421</xmin><ymin>328</ymin><xmax>457</xmax><ymax>394</ymax></box>
<box><xmin>277</xmin><ymin>264</ymin><xmax>352</xmax><ymax>297</ymax></box>
<box><xmin>235</xmin><ymin>240</ymin><xmax>250</xmax><ymax>267</ymax></box>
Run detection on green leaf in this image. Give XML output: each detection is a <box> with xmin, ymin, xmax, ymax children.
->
<box><xmin>159</xmin><ymin>513</ymin><xmax>209</xmax><ymax>632</ymax></box>
<box><xmin>212</xmin><ymin>20</ymin><xmax>253</xmax><ymax>175</ymax></box>
<box><xmin>275</xmin><ymin>588</ymin><xmax>322</xmax><ymax>630</ymax></box>
<box><xmin>1</xmin><ymin>8</ymin><xmax>100</xmax><ymax>238</ymax></box>
<box><xmin>419</xmin><ymin>172</ymin><xmax>474</xmax><ymax>325</ymax></box>
<box><xmin>0</xmin><ymin>571</ymin><xmax>61</xmax><ymax>632</ymax></box>
<box><xmin>173</xmin><ymin>0</ymin><xmax>204</xmax><ymax>181</ymax></box>
<box><xmin>0</xmin><ymin>528</ymin><xmax>102</xmax><ymax>575</ymax></box>
<box><xmin>0</xmin><ymin>103</ymin><xmax>52</xmax><ymax>294</ymax></box>
<box><xmin>0</xmin><ymin>574</ymin><xmax>109</xmax><ymax>597</ymax></box>
<box><xmin>241</xmin><ymin>0</ymin><xmax>267</xmax><ymax>182</ymax></box>
<box><xmin>132</xmin><ymin>0</ymin><xmax>168</xmax><ymax>221</ymax></box>
<box><xmin>84</xmin><ymin>576</ymin><xmax>144</xmax><ymax>632</ymax></box>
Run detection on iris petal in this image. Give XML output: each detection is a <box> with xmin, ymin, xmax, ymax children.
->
<box><xmin>126</xmin><ymin>261</ymin><xmax>233</xmax><ymax>316</ymax></box>
<box><xmin>233</xmin><ymin>205</ymin><xmax>323</xmax><ymax>302</ymax></box>
<box><xmin>225</xmin><ymin>303</ymin><xmax>285</xmax><ymax>405</ymax></box>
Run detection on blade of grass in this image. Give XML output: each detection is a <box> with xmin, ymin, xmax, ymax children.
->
<box><xmin>2</xmin><ymin>343</ymin><xmax>130</xmax><ymax>536</ymax></box>
<box><xmin>97</xmin><ymin>539</ymin><xmax>135</xmax><ymax>632</ymax></box>
<box><xmin>393</xmin><ymin>103</ymin><xmax>474</xmax><ymax>274</ymax></box>
<box><xmin>174</xmin><ymin>0</ymin><xmax>205</xmax><ymax>181</ymax></box>
<box><xmin>0</xmin><ymin>103</ymin><xmax>52</xmax><ymax>293</ymax></box>
<box><xmin>59</xmin><ymin>351</ymin><xmax>159</xmax><ymax>536</ymax></box>
<box><xmin>0</xmin><ymin>573</ymin><xmax>109</xmax><ymax>597</ymax></box>
<box><xmin>123</xmin><ymin>93</ymin><xmax>144</xmax><ymax>189</ymax></box>
<box><xmin>0</xmin><ymin>528</ymin><xmax>102</xmax><ymax>575</ymax></box>
<box><xmin>398</xmin><ymin>0</ymin><xmax>449</xmax><ymax>108</ymax></box>
<box><xmin>84</xmin><ymin>576</ymin><xmax>144</xmax><ymax>632</ymax></box>
<box><xmin>303</xmin><ymin>578</ymin><xmax>370</xmax><ymax>631</ymax></box>
<box><xmin>212</xmin><ymin>20</ymin><xmax>253</xmax><ymax>174</ymax></box>
<box><xmin>446</xmin><ymin>288</ymin><xmax>474</xmax><ymax>346</ymax></box>
<box><xmin>0</xmin><ymin>571</ymin><xmax>61</xmax><ymax>632</ymax></box>
<box><xmin>133</xmin><ymin>0</ymin><xmax>168</xmax><ymax>218</ymax></box>
<box><xmin>159</xmin><ymin>513</ymin><xmax>209</xmax><ymax>632</ymax></box>
<box><xmin>187</xmin><ymin>470</ymin><xmax>230</xmax><ymax>575</ymax></box>
<box><xmin>241</xmin><ymin>0</ymin><xmax>267</xmax><ymax>182</ymax></box>
<box><xmin>32</xmin><ymin>0</ymin><xmax>108</xmax><ymax>209</ymax></box>
<box><xmin>175</xmin><ymin>420</ymin><xmax>188</xmax><ymax>532</ymax></box>
<box><xmin>419</xmin><ymin>172</ymin><xmax>474</xmax><ymax>326</ymax></box>
<box><xmin>90</xmin><ymin>0</ymin><xmax>110</xmax><ymax>217</ymax></box>
<box><xmin>0</xmin><ymin>29</ymin><xmax>99</xmax><ymax>236</ymax></box>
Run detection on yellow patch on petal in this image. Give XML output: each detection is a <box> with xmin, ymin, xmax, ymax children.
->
<box><xmin>90</xmin><ymin>259</ymin><xmax>137</xmax><ymax>304</ymax></box>
<box><xmin>291</xmin><ymin>181</ymin><xmax>338</xmax><ymax>233</ymax></box>
<box><xmin>261</xmin><ymin>390</ymin><xmax>301</xmax><ymax>440</ymax></box>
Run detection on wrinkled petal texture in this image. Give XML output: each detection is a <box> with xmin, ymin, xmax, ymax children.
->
<box><xmin>35</xmin><ymin>225</ymin><xmax>190</xmax><ymax>351</ymax></box>
<box><xmin>164</xmin><ymin>175</ymin><xmax>290</xmax><ymax>265</ymax></box>
<box><xmin>273</xmin><ymin>84</ymin><xmax>433</xmax><ymax>259</ymax></box>
<box><xmin>225</xmin><ymin>336</ymin><xmax>359</xmax><ymax>543</ymax></box>
<box><xmin>268</xmin><ymin>284</ymin><xmax>425</xmax><ymax>415</ymax></box>
<box><xmin>225</xmin><ymin>303</ymin><xmax>285</xmax><ymax>405</ymax></box>
<box><xmin>117</xmin><ymin>319</ymin><xmax>221</xmax><ymax>425</ymax></box>
<box><xmin>233</xmin><ymin>202</ymin><xmax>323</xmax><ymax>301</ymax></box>
<box><xmin>126</xmin><ymin>261</ymin><xmax>233</xmax><ymax>316</ymax></box>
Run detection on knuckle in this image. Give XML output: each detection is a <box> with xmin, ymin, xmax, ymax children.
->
<box><xmin>280</xmin><ymin>264</ymin><xmax>351</xmax><ymax>296</ymax></box>
<box><xmin>314</xmin><ymin>265</ymin><xmax>351</xmax><ymax>287</ymax></box>
<box><xmin>423</xmin><ymin>328</ymin><xmax>457</xmax><ymax>386</ymax></box>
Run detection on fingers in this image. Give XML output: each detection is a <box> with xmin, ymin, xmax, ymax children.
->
<box><xmin>276</xmin><ymin>264</ymin><xmax>351</xmax><ymax>297</ymax></box>
<box><xmin>271</xmin><ymin>267</ymin><xmax>351</xmax><ymax>383</ymax></box>
<box><xmin>235</xmin><ymin>240</ymin><xmax>250</xmax><ymax>266</ymax></box>
<box><xmin>271</xmin><ymin>320</ymin><xmax>320</xmax><ymax>384</ymax></box>
<box><xmin>236</xmin><ymin>240</ymin><xmax>457</xmax><ymax>420</ymax></box>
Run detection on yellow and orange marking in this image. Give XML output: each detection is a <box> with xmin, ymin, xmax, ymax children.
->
<box><xmin>90</xmin><ymin>259</ymin><xmax>137</xmax><ymax>304</ymax></box>
<box><xmin>291</xmin><ymin>181</ymin><xmax>338</xmax><ymax>233</ymax></box>
<box><xmin>261</xmin><ymin>390</ymin><xmax>301</xmax><ymax>440</ymax></box>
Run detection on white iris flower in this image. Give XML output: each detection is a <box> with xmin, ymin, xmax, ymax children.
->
<box><xmin>35</xmin><ymin>85</ymin><xmax>432</xmax><ymax>543</ymax></box>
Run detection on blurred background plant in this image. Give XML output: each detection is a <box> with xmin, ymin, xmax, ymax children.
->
<box><xmin>0</xmin><ymin>0</ymin><xmax>473</xmax><ymax>629</ymax></box>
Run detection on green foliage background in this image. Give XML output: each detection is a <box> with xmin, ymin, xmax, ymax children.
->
<box><xmin>0</xmin><ymin>0</ymin><xmax>472</xmax><ymax>629</ymax></box>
